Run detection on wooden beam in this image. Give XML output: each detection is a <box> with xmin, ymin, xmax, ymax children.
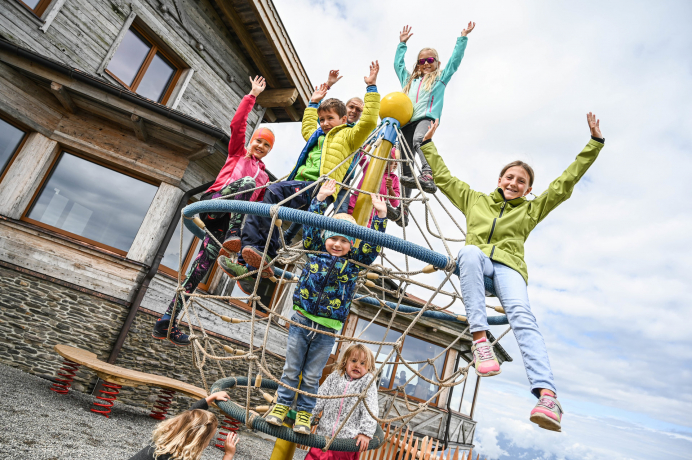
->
<box><xmin>263</xmin><ymin>108</ymin><xmax>277</xmax><ymax>123</ymax></box>
<box><xmin>256</xmin><ymin>88</ymin><xmax>298</xmax><ymax>108</ymax></box>
<box><xmin>130</xmin><ymin>114</ymin><xmax>148</xmax><ymax>142</ymax></box>
<box><xmin>215</xmin><ymin>2</ymin><xmax>280</xmax><ymax>88</ymax></box>
<box><xmin>50</xmin><ymin>82</ymin><xmax>77</xmax><ymax>114</ymax></box>
<box><xmin>285</xmin><ymin>105</ymin><xmax>300</xmax><ymax>122</ymax></box>
<box><xmin>187</xmin><ymin>145</ymin><xmax>215</xmax><ymax>161</ymax></box>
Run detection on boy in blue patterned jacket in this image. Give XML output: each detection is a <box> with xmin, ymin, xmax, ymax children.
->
<box><xmin>265</xmin><ymin>179</ymin><xmax>388</xmax><ymax>435</ymax></box>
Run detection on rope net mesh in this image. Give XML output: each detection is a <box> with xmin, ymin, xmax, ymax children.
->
<box><xmin>171</xmin><ymin>122</ymin><xmax>509</xmax><ymax>450</ymax></box>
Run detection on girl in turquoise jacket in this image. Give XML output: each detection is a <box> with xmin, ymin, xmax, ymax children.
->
<box><xmin>394</xmin><ymin>22</ymin><xmax>475</xmax><ymax>197</ymax></box>
<box><xmin>421</xmin><ymin>114</ymin><xmax>605</xmax><ymax>433</ymax></box>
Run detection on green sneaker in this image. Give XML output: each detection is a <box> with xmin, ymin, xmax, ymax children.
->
<box><xmin>217</xmin><ymin>256</ymin><xmax>248</xmax><ymax>279</ymax></box>
<box><xmin>293</xmin><ymin>410</ymin><xmax>312</xmax><ymax>434</ymax></box>
<box><xmin>265</xmin><ymin>403</ymin><xmax>290</xmax><ymax>426</ymax></box>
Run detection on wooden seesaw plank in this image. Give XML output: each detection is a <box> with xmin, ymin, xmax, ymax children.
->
<box><xmin>54</xmin><ymin>344</ymin><xmax>207</xmax><ymax>400</ymax></box>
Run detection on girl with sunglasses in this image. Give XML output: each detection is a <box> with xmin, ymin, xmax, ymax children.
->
<box><xmin>394</xmin><ymin>22</ymin><xmax>475</xmax><ymax>203</ymax></box>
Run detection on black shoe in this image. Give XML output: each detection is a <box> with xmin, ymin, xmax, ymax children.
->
<box><xmin>400</xmin><ymin>173</ymin><xmax>437</xmax><ymax>194</ymax></box>
<box><xmin>152</xmin><ymin>318</ymin><xmax>190</xmax><ymax>346</ymax></box>
<box><xmin>388</xmin><ymin>204</ymin><xmax>409</xmax><ymax>228</ymax></box>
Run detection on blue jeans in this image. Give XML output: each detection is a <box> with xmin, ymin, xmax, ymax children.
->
<box><xmin>276</xmin><ymin>312</ymin><xmax>336</xmax><ymax>412</ymax></box>
<box><xmin>457</xmin><ymin>246</ymin><xmax>556</xmax><ymax>397</ymax></box>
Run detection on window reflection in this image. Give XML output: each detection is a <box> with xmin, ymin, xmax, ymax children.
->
<box><xmin>22</xmin><ymin>0</ymin><xmax>41</xmax><ymax>7</ymax></box>
<box><xmin>160</xmin><ymin>216</ymin><xmax>196</xmax><ymax>272</ymax></box>
<box><xmin>0</xmin><ymin>118</ymin><xmax>26</xmax><ymax>177</ymax></box>
<box><xmin>26</xmin><ymin>153</ymin><xmax>158</xmax><ymax>253</ymax></box>
<box><xmin>137</xmin><ymin>53</ymin><xmax>175</xmax><ymax>102</ymax></box>
<box><xmin>107</xmin><ymin>28</ymin><xmax>151</xmax><ymax>87</ymax></box>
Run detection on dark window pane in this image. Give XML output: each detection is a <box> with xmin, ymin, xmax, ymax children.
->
<box><xmin>27</xmin><ymin>153</ymin><xmax>158</xmax><ymax>252</ymax></box>
<box><xmin>398</xmin><ymin>336</ymin><xmax>446</xmax><ymax>402</ymax></box>
<box><xmin>354</xmin><ymin>318</ymin><xmax>402</xmax><ymax>388</ymax></box>
<box><xmin>136</xmin><ymin>52</ymin><xmax>175</xmax><ymax>102</ymax></box>
<box><xmin>22</xmin><ymin>0</ymin><xmax>41</xmax><ymax>8</ymax></box>
<box><xmin>0</xmin><ymin>119</ymin><xmax>26</xmax><ymax>176</ymax></box>
<box><xmin>107</xmin><ymin>28</ymin><xmax>151</xmax><ymax>87</ymax></box>
<box><xmin>161</xmin><ymin>216</ymin><xmax>196</xmax><ymax>272</ymax></box>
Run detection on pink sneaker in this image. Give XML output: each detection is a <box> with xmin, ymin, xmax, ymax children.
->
<box><xmin>530</xmin><ymin>394</ymin><xmax>563</xmax><ymax>432</ymax></box>
<box><xmin>472</xmin><ymin>338</ymin><xmax>501</xmax><ymax>377</ymax></box>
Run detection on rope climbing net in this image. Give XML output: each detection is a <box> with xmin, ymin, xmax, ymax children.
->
<box><xmin>170</xmin><ymin>120</ymin><xmax>511</xmax><ymax>451</ymax></box>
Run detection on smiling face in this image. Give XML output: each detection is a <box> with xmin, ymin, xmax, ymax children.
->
<box><xmin>416</xmin><ymin>49</ymin><xmax>439</xmax><ymax>75</ymax></box>
<box><xmin>498</xmin><ymin>166</ymin><xmax>533</xmax><ymax>200</ymax></box>
<box><xmin>318</xmin><ymin>108</ymin><xmax>347</xmax><ymax>134</ymax></box>
<box><xmin>345</xmin><ymin>350</ymin><xmax>369</xmax><ymax>380</ymax></box>
<box><xmin>249</xmin><ymin>137</ymin><xmax>271</xmax><ymax>159</ymax></box>
<box><xmin>325</xmin><ymin>236</ymin><xmax>351</xmax><ymax>257</ymax></box>
<box><xmin>346</xmin><ymin>99</ymin><xmax>364</xmax><ymax>124</ymax></box>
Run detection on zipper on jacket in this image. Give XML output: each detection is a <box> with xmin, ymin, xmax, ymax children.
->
<box><xmin>332</xmin><ymin>378</ymin><xmax>351</xmax><ymax>437</ymax></box>
<box><xmin>487</xmin><ymin>200</ymin><xmax>507</xmax><ymax>259</ymax></box>
<box><xmin>316</xmin><ymin>256</ymin><xmax>338</xmax><ymax>310</ymax></box>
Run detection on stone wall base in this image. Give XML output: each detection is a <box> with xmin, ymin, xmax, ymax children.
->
<box><xmin>0</xmin><ymin>265</ymin><xmax>285</xmax><ymax>416</ymax></box>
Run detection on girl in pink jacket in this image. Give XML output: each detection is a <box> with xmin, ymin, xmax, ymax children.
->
<box><xmin>153</xmin><ymin>76</ymin><xmax>274</xmax><ymax>347</ymax></box>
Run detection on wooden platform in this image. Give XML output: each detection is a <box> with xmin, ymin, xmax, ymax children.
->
<box><xmin>54</xmin><ymin>344</ymin><xmax>207</xmax><ymax>400</ymax></box>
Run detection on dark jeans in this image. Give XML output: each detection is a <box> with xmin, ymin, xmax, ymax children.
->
<box><xmin>241</xmin><ymin>180</ymin><xmax>313</xmax><ymax>260</ymax></box>
<box><xmin>283</xmin><ymin>187</ymin><xmax>350</xmax><ymax>244</ymax></box>
<box><xmin>400</xmin><ymin>117</ymin><xmax>435</xmax><ymax>198</ymax></box>
<box><xmin>165</xmin><ymin>177</ymin><xmax>256</xmax><ymax>320</ymax></box>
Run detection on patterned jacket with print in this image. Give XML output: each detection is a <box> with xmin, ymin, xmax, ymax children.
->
<box><xmin>293</xmin><ymin>197</ymin><xmax>387</xmax><ymax>322</ymax></box>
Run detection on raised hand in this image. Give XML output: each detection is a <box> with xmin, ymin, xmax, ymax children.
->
<box><xmin>587</xmin><ymin>112</ymin><xmax>603</xmax><ymax>138</ymax></box>
<box><xmin>249</xmin><ymin>75</ymin><xmax>266</xmax><ymax>97</ymax></box>
<box><xmin>310</xmin><ymin>83</ymin><xmax>329</xmax><ymax>104</ymax></box>
<box><xmin>422</xmin><ymin>119</ymin><xmax>439</xmax><ymax>142</ymax></box>
<box><xmin>400</xmin><ymin>25</ymin><xmax>413</xmax><ymax>43</ymax></box>
<box><xmin>461</xmin><ymin>21</ymin><xmax>476</xmax><ymax>37</ymax></box>
<box><xmin>317</xmin><ymin>179</ymin><xmax>337</xmax><ymax>201</ymax></box>
<box><xmin>364</xmin><ymin>61</ymin><xmax>379</xmax><ymax>86</ymax></box>
<box><xmin>327</xmin><ymin>70</ymin><xmax>343</xmax><ymax>88</ymax></box>
<box><xmin>223</xmin><ymin>431</ymin><xmax>239</xmax><ymax>459</ymax></box>
<box><xmin>371</xmin><ymin>194</ymin><xmax>387</xmax><ymax>218</ymax></box>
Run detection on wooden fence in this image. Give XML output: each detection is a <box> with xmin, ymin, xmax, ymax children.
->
<box><xmin>298</xmin><ymin>423</ymin><xmax>483</xmax><ymax>460</ymax></box>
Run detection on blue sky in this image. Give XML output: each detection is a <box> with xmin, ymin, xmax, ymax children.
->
<box><xmin>265</xmin><ymin>1</ymin><xmax>692</xmax><ymax>458</ymax></box>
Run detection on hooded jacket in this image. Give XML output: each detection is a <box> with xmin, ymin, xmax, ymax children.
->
<box><xmin>207</xmin><ymin>94</ymin><xmax>269</xmax><ymax>201</ymax></box>
<box><xmin>421</xmin><ymin>138</ymin><xmax>604</xmax><ymax>283</ymax></box>
<box><xmin>293</xmin><ymin>197</ymin><xmax>387</xmax><ymax>323</ymax></box>
<box><xmin>313</xmin><ymin>371</ymin><xmax>379</xmax><ymax>440</ymax></box>
<box><xmin>287</xmin><ymin>88</ymin><xmax>380</xmax><ymax>197</ymax></box>
<box><xmin>394</xmin><ymin>36</ymin><xmax>467</xmax><ymax>123</ymax></box>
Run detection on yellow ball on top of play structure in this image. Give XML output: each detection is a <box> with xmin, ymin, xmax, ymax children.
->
<box><xmin>379</xmin><ymin>92</ymin><xmax>413</xmax><ymax>126</ymax></box>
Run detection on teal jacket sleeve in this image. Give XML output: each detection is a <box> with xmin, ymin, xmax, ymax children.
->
<box><xmin>394</xmin><ymin>42</ymin><xmax>411</xmax><ymax>87</ymax></box>
<box><xmin>440</xmin><ymin>36</ymin><xmax>468</xmax><ymax>84</ymax></box>
<box><xmin>528</xmin><ymin>138</ymin><xmax>604</xmax><ymax>223</ymax></box>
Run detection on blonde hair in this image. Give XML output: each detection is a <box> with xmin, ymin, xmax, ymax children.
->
<box><xmin>336</xmin><ymin>344</ymin><xmax>376</xmax><ymax>376</ymax></box>
<box><xmin>402</xmin><ymin>48</ymin><xmax>443</xmax><ymax>95</ymax></box>
<box><xmin>151</xmin><ymin>409</ymin><xmax>218</xmax><ymax>460</ymax></box>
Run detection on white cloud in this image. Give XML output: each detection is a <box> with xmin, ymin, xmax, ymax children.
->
<box><xmin>268</xmin><ymin>0</ymin><xmax>692</xmax><ymax>458</ymax></box>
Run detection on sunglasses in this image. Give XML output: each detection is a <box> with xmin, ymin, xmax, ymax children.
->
<box><xmin>417</xmin><ymin>57</ymin><xmax>437</xmax><ymax>65</ymax></box>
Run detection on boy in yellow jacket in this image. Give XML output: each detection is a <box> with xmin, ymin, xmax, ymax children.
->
<box><xmin>223</xmin><ymin>62</ymin><xmax>381</xmax><ymax>278</ymax></box>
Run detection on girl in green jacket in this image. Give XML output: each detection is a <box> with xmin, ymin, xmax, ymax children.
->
<box><xmin>420</xmin><ymin>113</ymin><xmax>605</xmax><ymax>433</ymax></box>
<box><xmin>394</xmin><ymin>22</ymin><xmax>474</xmax><ymax>197</ymax></box>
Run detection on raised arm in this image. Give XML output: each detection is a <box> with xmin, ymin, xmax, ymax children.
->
<box><xmin>529</xmin><ymin>113</ymin><xmax>605</xmax><ymax>223</ymax></box>
<box><xmin>229</xmin><ymin>76</ymin><xmax>265</xmax><ymax>158</ymax></box>
<box><xmin>419</xmin><ymin>120</ymin><xmax>480</xmax><ymax>215</ymax></box>
<box><xmin>303</xmin><ymin>180</ymin><xmax>336</xmax><ymax>252</ymax></box>
<box><xmin>440</xmin><ymin>23</ymin><xmax>473</xmax><ymax>84</ymax></box>
<box><xmin>352</xmin><ymin>195</ymin><xmax>387</xmax><ymax>265</ymax></box>
<box><xmin>394</xmin><ymin>26</ymin><xmax>413</xmax><ymax>86</ymax></box>
<box><xmin>302</xmin><ymin>83</ymin><xmax>329</xmax><ymax>141</ymax></box>
<box><xmin>343</xmin><ymin>62</ymin><xmax>380</xmax><ymax>150</ymax></box>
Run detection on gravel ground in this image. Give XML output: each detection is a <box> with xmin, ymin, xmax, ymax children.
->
<box><xmin>0</xmin><ymin>363</ymin><xmax>308</xmax><ymax>460</ymax></box>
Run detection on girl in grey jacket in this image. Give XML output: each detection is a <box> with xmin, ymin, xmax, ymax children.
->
<box><xmin>309</xmin><ymin>344</ymin><xmax>380</xmax><ymax>459</ymax></box>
